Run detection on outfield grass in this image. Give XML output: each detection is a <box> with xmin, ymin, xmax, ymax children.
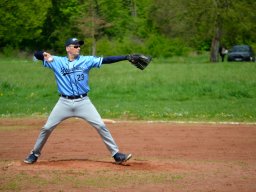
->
<box><xmin>0</xmin><ymin>54</ymin><xmax>256</xmax><ymax>122</ymax></box>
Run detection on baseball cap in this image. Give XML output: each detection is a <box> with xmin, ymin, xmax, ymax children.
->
<box><xmin>65</xmin><ymin>37</ymin><xmax>84</xmax><ymax>47</ymax></box>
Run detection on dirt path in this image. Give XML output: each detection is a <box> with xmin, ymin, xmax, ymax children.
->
<box><xmin>0</xmin><ymin>118</ymin><xmax>256</xmax><ymax>191</ymax></box>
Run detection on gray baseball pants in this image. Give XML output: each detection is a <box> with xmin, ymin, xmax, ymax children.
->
<box><xmin>32</xmin><ymin>96</ymin><xmax>119</xmax><ymax>156</ymax></box>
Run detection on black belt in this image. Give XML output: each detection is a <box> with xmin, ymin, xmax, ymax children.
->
<box><xmin>60</xmin><ymin>93</ymin><xmax>87</xmax><ymax>99</ymax></box>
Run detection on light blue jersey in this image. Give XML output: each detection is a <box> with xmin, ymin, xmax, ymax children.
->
<box><xmin>43</xmin><ymin>55</ymin><xmax>103</xmax><ymax>96</ymax></box>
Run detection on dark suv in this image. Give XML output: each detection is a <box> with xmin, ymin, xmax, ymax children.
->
<box><xmin>227</xmin><ymin>45</ymin><xmax>255</xmax><ymax>62</ymax></box>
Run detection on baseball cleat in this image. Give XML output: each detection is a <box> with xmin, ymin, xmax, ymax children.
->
<box><xmin>113</xmin><ymin>152</ymin><xmax>132</xmax><ymax>164</ymax></box>
<box><xmin>24</xmin><ymin>151</ymin><xmax>39</xmax><ymax>164</ymax></box>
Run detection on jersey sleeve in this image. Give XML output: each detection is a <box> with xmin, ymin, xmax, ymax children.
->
<box><xmin>84</xmin><ymin>56</ymin><xmax>103</xmax><ymax>69</ymax></box>
<box><xmin>43</xmin><ymin>56</ymin><xmax>63</xmax><ymax>69</ymax></box>
<box><xmin>43</xmin><ymin>56</ymin><xmax>56</xmax><ymax>69</ymax></box>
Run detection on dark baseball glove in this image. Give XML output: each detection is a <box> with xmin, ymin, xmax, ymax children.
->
<box><xmin>127</xmin><ymin>54</ymin><xmax>152</xmax><ymax>70</ymax></box>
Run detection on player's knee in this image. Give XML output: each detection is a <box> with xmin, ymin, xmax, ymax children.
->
<box><xmin>41</xmin><ymin>125</ymin><xmax>55</xmax><ymax>133</ymax></box>
<box><xmin>99</xmin><ymin>125</ymin><xmax>111</xmax><ymax>134</ymax></box>
<box><xmin>93</xmin><ymin>123</ymin><xmax>107</xmax><ymax>131</ymax></box>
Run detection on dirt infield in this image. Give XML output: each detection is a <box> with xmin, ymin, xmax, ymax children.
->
<box><xmin>0</xmin><ymin>118</ymin><xmax>256</xmax><ymax>191</ymax></box>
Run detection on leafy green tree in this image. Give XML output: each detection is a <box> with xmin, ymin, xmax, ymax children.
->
<box><xmin>39</xmin><ymin>0</ymin><xmax>83</xmax><ymax>53</ymax></box>
<box><xmin>74</xmin><ymin>0</ymin><xmax>150</xmax><ymax>55</ymax></box>
<box><xmin>0</xmin><ymin>0</ymin><xmax>51</xmax><ymax>50</ymax></box>
<box><xmin>149</xmin><ymin>0</ymin><xmax>256</xmax><ymax>61</ymax></box>
<box><xmin>1</xmin><ymin>0</ymin><xmax>255</xmax><ymax>59</ymax></box>
<box><xmin>75</xmin><ymin>0</ymin><xmax>113</xmax><ymax>55</ymax></box>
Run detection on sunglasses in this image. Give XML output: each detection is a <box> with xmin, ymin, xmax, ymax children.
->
<box><xmin>70</xmin><ymin>45</ymin><xmax>80</xmax><ymax>49</ymax></box>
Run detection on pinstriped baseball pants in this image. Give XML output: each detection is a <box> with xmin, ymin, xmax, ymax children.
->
<box><xmin>32</xmin><ymin>96</ymin><xmax>119</xmax><ymax>156</ymax></box>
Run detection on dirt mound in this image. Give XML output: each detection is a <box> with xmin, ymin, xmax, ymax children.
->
<box><xmin>1</xmin><ymin>118</ymin><xmax>256</xmax><ymax>192</ymax></box>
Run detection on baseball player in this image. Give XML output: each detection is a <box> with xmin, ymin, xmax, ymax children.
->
<box><xmin>24</xmin><ymin>37</ymin><xmax>139</xmax><ymax>164</ymax></box>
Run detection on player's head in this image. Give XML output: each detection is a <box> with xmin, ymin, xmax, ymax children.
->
<box><xmin>65</xmin><ymin>37</ymin><xmax>84</xmax><ymax>58</ymax></box>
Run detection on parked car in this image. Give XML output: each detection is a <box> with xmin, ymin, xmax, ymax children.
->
<box><xmin>227</xmin><ymin>45</ymin><xmax>255</xmax><ymax>62</ymax></box>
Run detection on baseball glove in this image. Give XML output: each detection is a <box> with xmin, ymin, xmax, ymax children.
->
<box><xmin>127</xmin><ymin>54</ymin><xmax>152</xmax><ymax>70</ymax></box>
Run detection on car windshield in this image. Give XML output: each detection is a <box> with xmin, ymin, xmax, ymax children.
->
<box><xmin>231</xmin><ymin>46</ymin><xmax>249</xmax><ymax>52</ymax></box>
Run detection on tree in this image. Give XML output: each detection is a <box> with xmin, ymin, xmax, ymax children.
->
<box><xmin>149</xmin><ymin>0</ymin><xmax>256</xmax><ymax>62</ymax></box>
<box><xmin>209</xmin><ymin>0</ymin><xmax>256</xmax><ymax>62</ymax></box>
<box><xmin>40</xmin><ymin>0</ymin><xmax>82</xmax><ymax>53</ymax></box>
<box><xmin>75</xmin><ymin>0</ymin><xmax>112</xmax><ymax>55</ymax></box>
<box><xmin>0</xmin><ymin>0</ymin><xmax>51</xmax><ymax>50</ymax></box>
<box><xmin>1</xmin><ymin>0</ymin><xmax>255</xmax><ymax>58</ymax></box>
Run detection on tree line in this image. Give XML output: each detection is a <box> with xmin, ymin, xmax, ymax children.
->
<box><xmin>0</xmin><ymin>0</ymin><xmax>255</xmax><ymax>62</ymax></box>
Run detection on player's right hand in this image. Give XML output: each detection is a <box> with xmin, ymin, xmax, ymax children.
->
<box><xmin>43</xmin><ymin>52</ymin><xmax>53</xmax><ymax>62</ymax></box>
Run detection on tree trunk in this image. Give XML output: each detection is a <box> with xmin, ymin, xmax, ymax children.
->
<box><xmin>210</xmin><ymin>1</ymin><xmax>221</xmax><ymax>63</ymax></box>
<box><xmin>210</xmin><ymin>26</ymin><xmax>220</xmax><ymax>62</ymax></box>
<box><xmin>131</xmin><ymin>0</ymin><xmax>137</xmax><ymax>17</ymax></box>
<box><xmin>91</xmin><ymin>3</ymin><xmax>96</xmax><ymax>55</ymax></box>
<box><xmin>92</xmin><ymin>38</ymin><xmax>96</xmax><ymax>56</ymax></box>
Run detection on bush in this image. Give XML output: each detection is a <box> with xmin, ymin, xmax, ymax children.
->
<box><xmin>145</xmin><ymin>34</ymin><xmax>189</xmax><ymax>58</ymax></box>
<box><xmin>1</xmin><ymin>46</ymin><xmax>19</xmax><ymax>57</ymax></box>
<box><xmin>95</xmin><ymin>35</ymin><xmax>190</xmax><ymax>58</ymax></box>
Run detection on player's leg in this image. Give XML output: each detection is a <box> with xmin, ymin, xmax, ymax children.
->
<box><xmin>24</xmin><ymin>97</ymin><xmax>73</xmax><ymax>164</ymax></box>
<box><xmin>74</xmin><ymin>97</ymin><xmax>132</xmax><ymax>163</ymax></box>
<box><xmin>74</xmin><ymin>97</ymin><xmax>119</xmax><ymax>155</ymax></box>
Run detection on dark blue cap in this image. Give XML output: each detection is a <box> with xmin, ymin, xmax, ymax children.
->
<box><xmin>65</xmin><ymin>37</ymin><xmax>84</xmax><ymax>47</ymax></box>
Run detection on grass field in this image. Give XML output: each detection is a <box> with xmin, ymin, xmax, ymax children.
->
<box><xmin>0</xmin><ymin>53</ymin><xmax>256</xmax><ymax>122</ymax></box>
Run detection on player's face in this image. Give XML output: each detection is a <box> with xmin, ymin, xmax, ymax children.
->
<box><xmin>66</xmin><ymin>44</ymin><xmax>81</xmax><ymax>57</ymax></box>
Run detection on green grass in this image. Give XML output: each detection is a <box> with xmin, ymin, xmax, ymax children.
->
<box><xmin>0</xmin><ymin>54</ymin><xmax>256</xmax><ymax>122</ymax></box>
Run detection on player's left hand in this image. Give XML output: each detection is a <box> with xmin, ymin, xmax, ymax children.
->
<box><xmin>127</xmin><ymin>54</ymin><xmax>152</xmax><ymax>70</ymax></box>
